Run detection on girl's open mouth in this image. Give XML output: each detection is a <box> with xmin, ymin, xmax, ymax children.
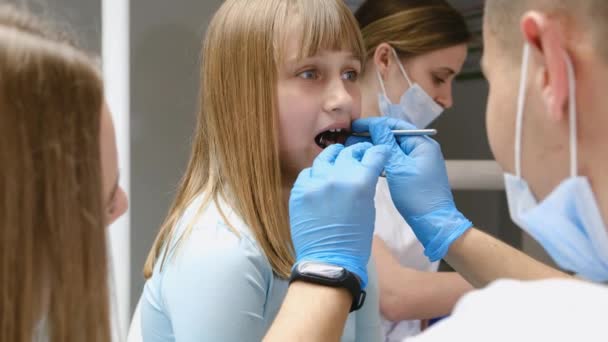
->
<box><xmin>314</xmin><ymin>128</ymin><xmax>350</xmax><ymax>149</ymax></box>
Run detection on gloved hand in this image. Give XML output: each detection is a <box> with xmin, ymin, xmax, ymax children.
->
<box><xmin>289</xmin><ymin>143</ymin><xmax>390</xmax><ymax>288</ymax></box>
<box><xmin>347</xmin><ymin>117</ymin><xmax>473</xmax><ymax>261</ymax></box>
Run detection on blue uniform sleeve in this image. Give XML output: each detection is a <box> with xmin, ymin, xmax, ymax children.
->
<box><xmin>143</xmin><ymin>226</ymin><xmax>272</xmax><ymax>342</ymax></box>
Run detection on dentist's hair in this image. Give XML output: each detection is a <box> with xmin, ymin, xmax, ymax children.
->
<box><xmin>0</xmin><ymin>5</ymin><xmax>110</xmax><ymax>342</ymax></box>
<box><xmin>485</xmin><ymin>0</ymin><xmax>608</xmax><ymax>61</ymax></box>
<box><xmin>144</xmin><ymin>0</ymin><xmax>365</xmax><ymax>279</ymax></box>
<box><xmin>355</xmin><ymin>0</ymin><xmax>471</xmax><ymax>59</ymax></box>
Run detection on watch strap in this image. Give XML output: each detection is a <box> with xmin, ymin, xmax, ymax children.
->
<box><xmin>289</xmin><ymin>263</ymin><xmax>366</xmax><ymax>312</ymax></box>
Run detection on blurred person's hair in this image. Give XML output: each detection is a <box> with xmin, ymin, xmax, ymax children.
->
<box><xmin>0</xmin><ymin>4</ymin><xmax>110</xmax><ymax>341</ymax></box>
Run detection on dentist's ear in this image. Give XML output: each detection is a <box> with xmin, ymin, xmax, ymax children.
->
<box><xmin>521</xmin><ymin>11</ymin><xmax>569</xmax><ymax>123</ymax></box>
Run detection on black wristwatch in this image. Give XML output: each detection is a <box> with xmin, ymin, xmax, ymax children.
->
<box><xmin>289</xmin><ymin>261</ymin><xmax>366</xmax><ymax>312</ymax></box>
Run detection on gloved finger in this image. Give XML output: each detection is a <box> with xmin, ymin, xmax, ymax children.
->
<box><xmin>351</xmin><ymin>117</ymin><xmax>416</xmax><ymax>133</ymax></box>
<box><xmin>367</xmin><ymin>118</ymin><xmax>397</xmax><ymax>147</ymax></box>
<box><xmin>312</xmin><ymin>143</ymin><xmax>343</xmax><ymax>170</ymax></box>
<box><xmin>351</xmin><ymin>143</ymin><xmax>367</xmax><ymax>162</ymax></box>
<box><xmin>360</xmin><ymin>145</ymin><xmax>390</xmax><ymax>177</ymax></box>
<box><xmin>350</xmin><ymin>117</ymin><xmax>382</xmax><ymax>133</ymax></box>
<box><xmin>335</xmin><ymin>142</ymin><xmax>373</xmax><ymax>168</ymax></box>
<box><xmin>385</xmin><ymin>117</ymin><xmax>417</xmax><ymax>130</ymax></box>
<box><xmin>364</xmin><ymin>118</ymin><xmax>414</xmax><ymax>161</ymax></box>
<box><xmin>345</xmin><ymin>135</ymin><xmax>370</xmax><ymax>147</ymax></box>
<box><xmin>397</xmin><ymin>135</ymin><xmax>437</xmax><ymax>156</ymax></box>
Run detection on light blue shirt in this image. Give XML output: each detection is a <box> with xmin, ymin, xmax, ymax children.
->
<box><xmin>139</xmin><ymin>194</ymin><xmax>382</xmax><ymax>341</ymax></box>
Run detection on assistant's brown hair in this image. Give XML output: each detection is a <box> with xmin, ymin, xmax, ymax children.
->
<box><xmin>0</xmin><ymin>5</ymin><xmax>110</xmax><ymax>342</ymax></box>
<box><xmin>355</xmin><ymin>0</ymin><xmax>471</xmax><ymax>59</ymax></box>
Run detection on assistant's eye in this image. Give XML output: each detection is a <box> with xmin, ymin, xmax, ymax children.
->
<box><xmin>432</xmin><ymin>74</ymin><xmax>446</xmax><ymax>85</ymax></box>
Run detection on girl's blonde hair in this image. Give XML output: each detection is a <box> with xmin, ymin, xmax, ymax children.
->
<box><xmin>0</xmin><ymin>5</ymin><xmax>110</xmax><ymax>342</ymax></box>
<box><xmin>355</xmin><ymin>0</ymin><xmax>471</xmax><ymax>59</ymax></box>
<box><xmin>144</xmin><ymin>0</ymin><xmax>365</xmax><ymax>279</ymax></box>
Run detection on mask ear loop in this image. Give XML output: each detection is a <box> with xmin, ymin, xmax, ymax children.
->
<box><xmin>391</xmin><ymin>47</ymin><xmax>413</xmax><ymax>87</ymax></box>
<box><xmin>564</xmin><ymin>52</ymin><xmax>578</xmax><ymax>178</ymax></box>
<box><xmin>514</xmin><ymin>44</ymin><xmax>531</xmax><ymax>178</ymax></box>
<box><xmin>376</xmin><ymin>70</ymin><xmax>389</xmax><ymax>97</ymax></box>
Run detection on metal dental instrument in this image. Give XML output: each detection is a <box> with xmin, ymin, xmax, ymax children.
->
<box><xmin>351</xmin><ymin>129</ymin><xmax>437</xmax><ymax>137</ymax></box>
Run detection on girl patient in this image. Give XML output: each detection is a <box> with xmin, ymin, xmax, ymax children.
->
<box><xmin>138</xmin><ymin>0</ymin><xmax>382</xmax><ymax>341</ymax></box>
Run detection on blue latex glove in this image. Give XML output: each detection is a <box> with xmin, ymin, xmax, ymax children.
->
<box><xmin>347</xmin><ymin>117</ymin><xmax>473</xmax><ymax>261</ymax></box>
<box><xmin>289</xmin><ymin>143</ymin><xmax>390</xmax><ymax>288</ymax></box>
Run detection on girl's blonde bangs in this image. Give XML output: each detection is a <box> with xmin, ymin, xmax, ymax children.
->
<box><xmin>276</xmin><ymin>0</ymin><xmax>366</xmax><ymax>64</ymax></box>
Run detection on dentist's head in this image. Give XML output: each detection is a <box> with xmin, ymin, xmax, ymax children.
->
<box><xmin>483</xmin><ymin>0</ymin><xmax>608</xmax><ymax>280</ymax></box>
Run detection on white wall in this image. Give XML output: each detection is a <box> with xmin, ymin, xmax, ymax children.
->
<box><xmin>102</xmin><ymin>0</ymin><xmax>130</xmax><ymax>337</ymax></box>
<box><xmin>13</xmin><ymin>0</ymin><xmax>102</xmax><ymax>53</ymax></box>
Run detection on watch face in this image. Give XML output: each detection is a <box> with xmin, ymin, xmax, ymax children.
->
<box><xmin>297</xmin><ymin>261</ymin><xmax>345</xmax><ymax>279</ymax></box>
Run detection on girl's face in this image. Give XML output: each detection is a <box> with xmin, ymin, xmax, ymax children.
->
<box><xmin>276</xmin><ymin>36</ymin><xmax>362</xmax><ymax>182</ymax></box>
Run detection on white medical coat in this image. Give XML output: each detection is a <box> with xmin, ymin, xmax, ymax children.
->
<box><xmin>374</xmin><ymin>178</ymin><xmax>439</xmax><ymax>340</ymax></box>
<box><xmin>408</xmin><ymin>278</ymin><xmax>608</xmax><ymax>342</ymax></box>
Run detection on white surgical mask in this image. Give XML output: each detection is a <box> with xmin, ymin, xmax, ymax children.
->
<box><xmin>376</xmin><ymin>47</ymin><xmax>443</xmax><ymax>128</ymax></box>
<box><xmin>504</xmin><ymin>43</ymin><xmax>608</xmax><ymax>282</ymax></box>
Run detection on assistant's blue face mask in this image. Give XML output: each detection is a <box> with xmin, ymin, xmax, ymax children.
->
<box><xmin>504</xmin><ymin>44</ymin><xmax>608</xmax><ymax>282</ymax></box>
<box><xmin>376</xmin><ymin>47</ymin><xmax>443</xmax><ymax>128</ymax></box>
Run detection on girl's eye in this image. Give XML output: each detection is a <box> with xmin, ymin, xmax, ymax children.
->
<box><xmin>342</xmin><ymin>70</ymin><xmax>359</xmax><ymax>81</ymax></box>
<box><xmin>298</xmin><ymin>70</ymin><xmax>319</xmax><ymax>80</ymax></box>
